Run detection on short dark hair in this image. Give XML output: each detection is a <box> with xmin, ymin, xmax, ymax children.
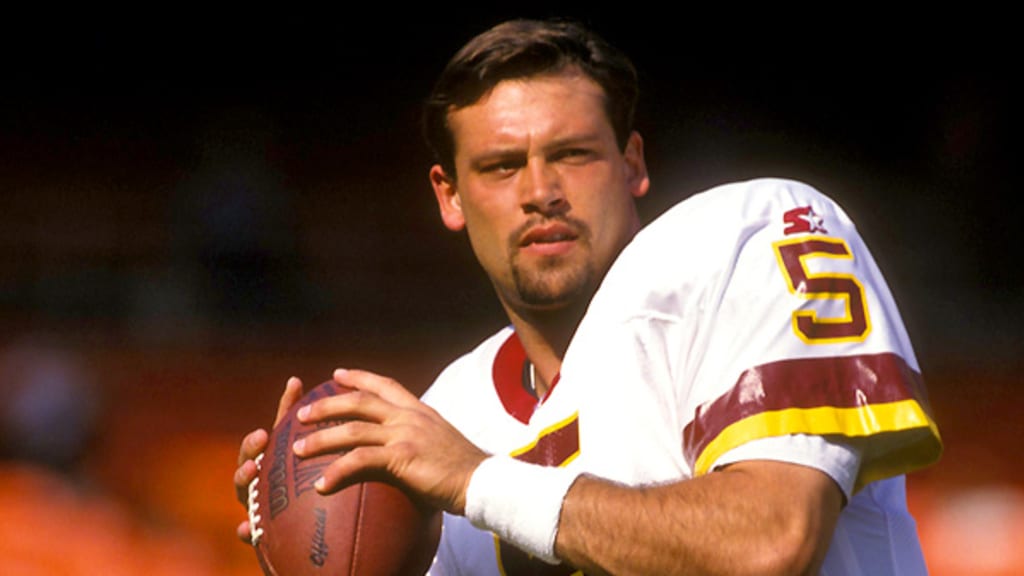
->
<box><xmin>423</xmin><ymin>19</ymin><xmax>639</xmax><ymax>178</ymax></box>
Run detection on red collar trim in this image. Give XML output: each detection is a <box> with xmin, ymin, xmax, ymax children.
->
<box><xmin>492</xmin><ymin>332</ymin><xmax>560</xmax><ymax>425</ymax></box>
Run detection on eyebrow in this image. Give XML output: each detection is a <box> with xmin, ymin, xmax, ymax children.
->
<box><xmin>467</xmin><ymin>149</ymin><xmax>526</xmax><ymax>172</ymax></box>
<box><xmin>467</xmin><ymin>132</ymin><xmax>606</xmax><ymax>166</ymax></box>
<box><xmin>542</xmin><ymin>132</ymin><xmax>605</xmax><ymax>152</ymax></box>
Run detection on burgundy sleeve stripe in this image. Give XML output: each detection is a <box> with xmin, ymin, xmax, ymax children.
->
<box><xmin>509</xmin><ymin>413</ymin><xmax>580</xmax><ymax>468</ymax></box>
<box><xmin>683</xmin><ymin>353</ymin><xmax>942</xmax><ymax>483</ymax></box>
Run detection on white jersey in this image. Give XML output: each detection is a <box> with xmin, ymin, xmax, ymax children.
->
<box><xmin>424</xmin><ymin>178</ymin><xmax>942</xmax><ymax>575</ymax></box>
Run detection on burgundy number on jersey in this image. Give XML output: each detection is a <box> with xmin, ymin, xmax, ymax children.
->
<box><xmin>773</xmin><ymin>237</ymin><xmax>871</xmax><ymax>343</ymax></box>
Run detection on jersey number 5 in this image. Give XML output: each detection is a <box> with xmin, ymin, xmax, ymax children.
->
<box><xmin>772</xmin><ymin>236</ymin><xmax>871</xmax><ymax>344</ymax></box>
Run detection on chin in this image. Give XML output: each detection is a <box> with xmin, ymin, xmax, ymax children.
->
<box><xmin>508</xmin><ymin>258</ymin><xmax>600</xmax><ymax>311</ymax></box>
<box><xmin>517</xmin><ymin>279</ymin><xmax>596</xmax><ymax>312</ymax></box>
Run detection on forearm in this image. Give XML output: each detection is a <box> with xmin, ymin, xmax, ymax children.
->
<box><xmin>554</xmin><ymin>461</ymin><xmax>842</xmax><ymax>576</ymax></box>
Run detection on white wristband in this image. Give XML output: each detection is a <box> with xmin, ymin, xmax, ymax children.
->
<box><xmin>464</xmin><ymin>456</ymin><xmax>581</xmax><ymax>564</ymax></box>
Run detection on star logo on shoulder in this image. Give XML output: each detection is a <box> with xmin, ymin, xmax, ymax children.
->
<box><xmin>783</xmin><ymin>206</ymin><xmax>828</xmax><ymax>236</ymax></box>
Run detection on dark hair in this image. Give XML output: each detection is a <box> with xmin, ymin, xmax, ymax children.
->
<box><xmin>423</xmin><ymin>19</ymin><xmax>638</xmax><ymax>178</ymax></box>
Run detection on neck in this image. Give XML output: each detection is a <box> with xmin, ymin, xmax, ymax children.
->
<box><xmin>503</xmin><ymin>299</ymin><xmax>588</xmax><ymax>398</ymax></box>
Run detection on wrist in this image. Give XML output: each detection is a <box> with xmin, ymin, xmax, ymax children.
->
<box><xmin>464</xmin><ymin>456</ymin><xmax>581</xmax><ymax>564</ymax></box>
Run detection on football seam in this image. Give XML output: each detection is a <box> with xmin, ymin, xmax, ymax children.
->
<box><xmin>350</xmin><ymin>482</ymin><xmax>367</xmax><ymax>576</ymax></box>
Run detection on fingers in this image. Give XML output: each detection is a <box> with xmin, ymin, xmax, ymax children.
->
<box><xmin>233</xmin><ymin>376</ymin><xmax>304</xmax><ymax>546</ymax></box>
<box><xmin>235</xmin><ymin>428</ymin><xmax>268</xmax><ymax>505</ymax></box>
<box><xmin>333</xmin><ymin>368</ymin><xmax>420</xmax><ymax>408</ymax></box>
<box><xmin>235</xmin><ymin>375</ymin><xmax>300</xmax><ymax>503</ymax></box>
<box><xmin>314</xmin><ymin>445</ymin><xmax>395</xmax><ymax>494</ymax></box>
<box><xmin>289</xmin><ymin>368</ymin><xmax>482</xmax><ymax>514</ymax></box>
<box><xmin>310</xmin><ymin>439</ymin><xmax>482</xmax><ymax>514</ymax></box>
<box><xmin>237</xmin><ymin>428</ymin><xmax>268</xmax><ymax>466</ymax></box>
<box><xmin>274</xmin><ymin>376</ymin><xmax>304</xmax><ymax>426</ymax></box>
<box><xmin>292</xmin><ymin>418</ymin><xmax>389</xmax><ymax>459</ymax></box>
<box><xmin>297</xmin><ymin>388</ymin><xmax>397</xmax><ymax>427</ymax></box>
<box><xmin>237</xmin><ymin>376</ymin><xmax>299</xmax><ymax>469</ymax></box>
<box><xmin>301</xmin><ymin>368</ymin><xmax>433</xmax><ymax>427</ymax></box>
<box><xmin>234</xmin><ymin>458</ymin><xmax>258</xmax><ymax>490</ymax></box>
<box><xmin>234</xmin><ymin>431</ymin><xmax>266</xmax><ymax>505</ymax></box>
<box><xmin>237</xmin><ymin>520</ymin><xmax>253</xmax><ymax>544</ymax></box>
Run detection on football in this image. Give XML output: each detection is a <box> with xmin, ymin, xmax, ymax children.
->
<box><xmin>247</xmin><ymin>379</ymin><xmax>441</xmax><ymax>575</ymax></box>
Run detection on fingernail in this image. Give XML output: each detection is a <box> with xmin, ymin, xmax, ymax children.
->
<box><xmin>314</xmin><ymin>477</ymin><xmax>325</xmax><ymax>491</ymax></box>
<box><xmin>292</xmin><ymin>439</ymin><xmax>305</xmax><ymax>454</ymax></box>
<box><xmin>297</xmin><ymin>405</ymin><xmax>310</xmax><ymax>420</ymax></box>
<box><xmin>334</xmin><ymin>368</ymin><xmax>348</xmax><ymax>379</ymax></box>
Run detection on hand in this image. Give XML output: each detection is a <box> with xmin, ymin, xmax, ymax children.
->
<box><xmin>292</xmin><ymin>368</ymin><xmax>488</xmax><ymax>515</ymax></box>
<box><xmin>233</xmin><ymin>376</ymin><xmax>304</xmax><ymax>543</ymax></box>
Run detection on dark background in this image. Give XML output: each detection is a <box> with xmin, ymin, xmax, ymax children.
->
<box><xmin>0</xmin><ymin>10</ymin><xmax>1019</xmax><ymax>574</ymax></box>
<box><xmin>2</xmin><ymin>11</ymin><xmax>1017</xmax><ymax>369</ymax></box>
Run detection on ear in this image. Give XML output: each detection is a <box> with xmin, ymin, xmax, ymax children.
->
<box><xmin>623</xmin><ymin>131</ymin><xmax>650</xmax><ymax>199</ymax></box>
<box><xmin>430</xmin><ymin>164</ymin><xmax>466</xmax><ymax>231</ymax></box>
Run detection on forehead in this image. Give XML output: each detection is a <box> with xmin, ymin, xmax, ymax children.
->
<box><xmin>446</xmin><ymin>72</ymin><xmax>614</xmax><ymax>154</ymax></box>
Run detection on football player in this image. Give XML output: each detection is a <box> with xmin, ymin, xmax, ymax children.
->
<box><xmin>236</xmin><ymin>18</ymin><xmax>941</xmax><ymax>575</ymax></box>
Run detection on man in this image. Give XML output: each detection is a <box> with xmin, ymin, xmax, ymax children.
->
<box><xmin>235</xmin><ymin>19</ymin><xmax>941</xmax><ymax>574</ymax></box>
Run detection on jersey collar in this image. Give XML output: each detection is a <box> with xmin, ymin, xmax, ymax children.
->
<box><xmin>492</xmin><ymin>331</ymin><xmax>560</xmax><ymax>425</ymax></box>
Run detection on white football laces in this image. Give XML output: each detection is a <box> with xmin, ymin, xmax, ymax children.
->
<box><xmin>247</xmin><ymin>452</ymin><xmax>266</xmax><ymax>546</ymax></box>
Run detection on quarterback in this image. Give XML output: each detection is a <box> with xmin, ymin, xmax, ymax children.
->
<box><xmin>234</xmin><ymin>19</ymin><xmax>941</xmax><ymax>575</ymax></box>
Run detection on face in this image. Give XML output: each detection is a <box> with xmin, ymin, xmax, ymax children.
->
<box><xmin>430</xmin><ymin>71</ymin><xmax>649</xmax><ymax>316</ymax></box>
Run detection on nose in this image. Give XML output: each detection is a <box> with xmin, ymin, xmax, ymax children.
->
<box><xmin>519</xmin><ymin>159</ymin><xmax>568</xmax><ymax>216</ymax></box>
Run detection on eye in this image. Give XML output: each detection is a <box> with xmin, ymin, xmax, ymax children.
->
<box><xmin>479</xmin><ymin>158</ymin><xmax>524</xmax><ymax>177</ymax></box>
<box><xmin>552</xmin><ymin>147</ymin><xmax>594</xmax><ymax>164</ymax></box>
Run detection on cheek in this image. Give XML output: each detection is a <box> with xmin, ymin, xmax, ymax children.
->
<box><xmin>462</xmin><ymin>209</ymin><xmax>511</xmax><ymax>273</ymax></box>
<box><xmin>460</xmin><ymin>190</ymin><xmax>516</xmax><ymax>247</ymax></box>
<box><xmin>587</xmin><ymin>189</ymin><xmax>640</xmax><ymax>257</ymax></box>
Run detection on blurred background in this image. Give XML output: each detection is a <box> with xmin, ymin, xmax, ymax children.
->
<box><xmin>1</xmin><ymin>9</ymin><xmax>1019</xmax><ymax>575</ymax></box>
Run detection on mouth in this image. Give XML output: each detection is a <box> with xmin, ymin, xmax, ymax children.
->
<box><xmin>517</xmin><ymin>223</ymin><xmax>580</xmax><ymax>256</ymax></box>
<box><xmin>519</xmin><ymin>223</ymin><xmax>578</xmax><ymax>246</ymax></box>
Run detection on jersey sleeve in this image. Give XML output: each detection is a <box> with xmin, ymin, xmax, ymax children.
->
<box><xmin>676</xmin><ymin>179</ymin><xmax>941</xmax><ymax>491</ymax></box>
<box><xmin>570</xmin><ymin>178</ymin><xmax>942</xmax><ymax>491</ymax></box>
<box><xmin>715</xmin><ymin>434</ymin><xmax>863</xmax><ymax>499</ymax></box>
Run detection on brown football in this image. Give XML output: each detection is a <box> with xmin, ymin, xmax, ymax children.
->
<box><xmin>248</xmin><ymin>379</ymin><xmax>441</xmax><ymax>575</ymax></box>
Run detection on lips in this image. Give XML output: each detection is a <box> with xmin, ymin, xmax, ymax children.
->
<box><xmin>519</xmin><ymin>223</ymin><xmax>579</xmax><ymax>247</ymax></box>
